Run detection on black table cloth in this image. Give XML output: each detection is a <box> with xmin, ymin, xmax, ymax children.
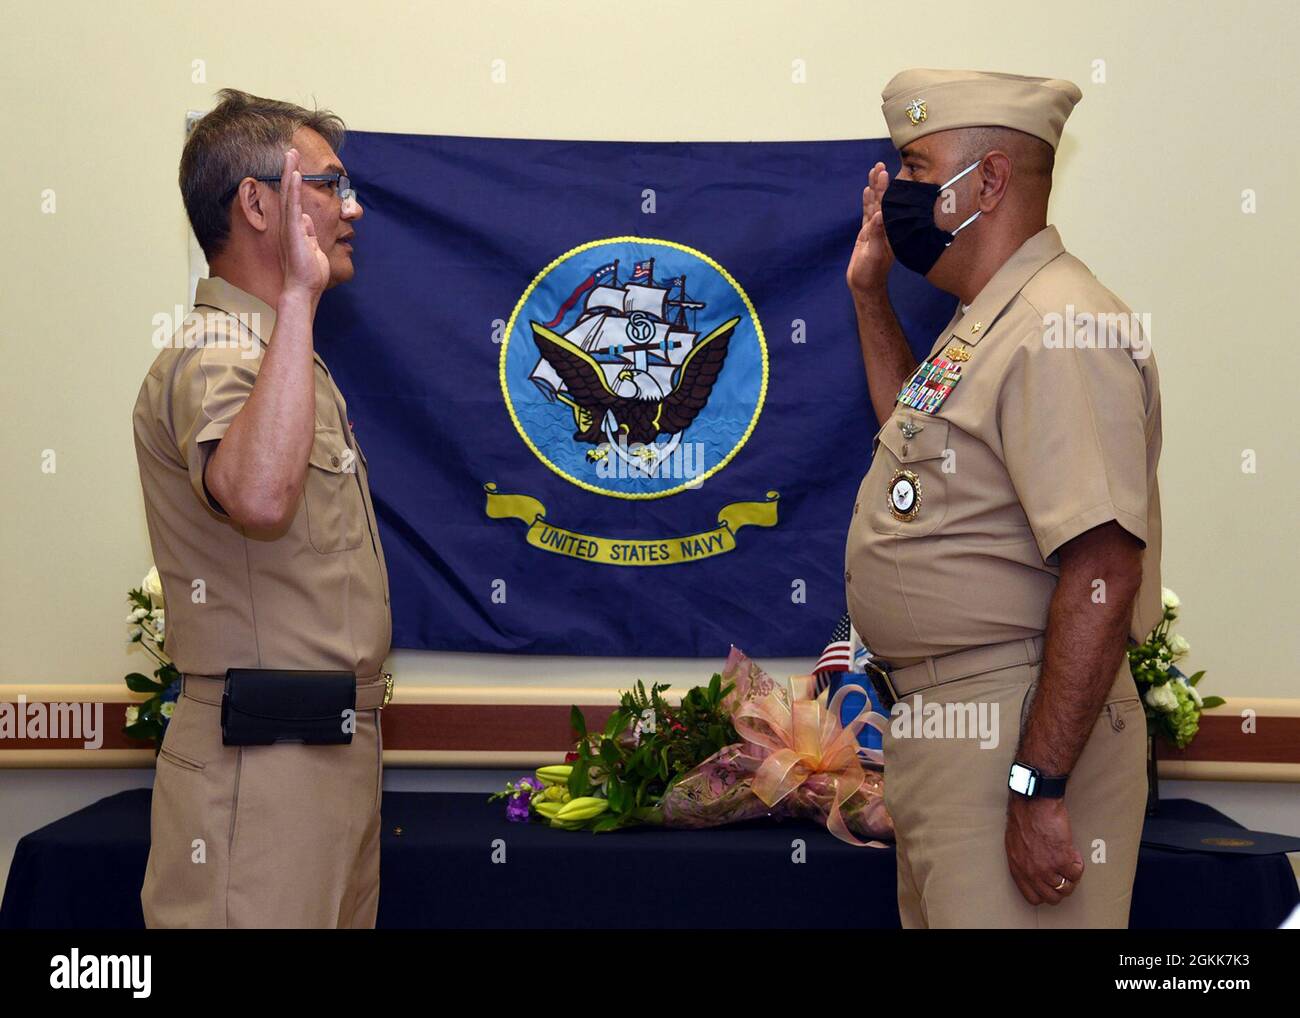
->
<box><xmin>2</xmin><ymin>790</ymin><xmax>1295</xmax><ymax>928</ymax></box>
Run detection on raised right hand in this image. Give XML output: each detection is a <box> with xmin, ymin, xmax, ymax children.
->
<box><xmin>278</xmin><ymin>148</ymin><xmax>330</xmax><ymax>298</ymax></box>
<box><xmin>845</xmin><ymin>161</ymin><xmax>895</xmax><ymax>298</ymax></box>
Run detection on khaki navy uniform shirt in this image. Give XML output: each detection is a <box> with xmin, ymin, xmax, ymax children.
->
<box><xmin>133</xmin><ymin>277</ymin><xmax>391</xmax><ymax>677</ymax></box>
<box><xmin>845</xmin><ymin>226</ymin><xmax>1162</xmax><ymax>662</ymax></box>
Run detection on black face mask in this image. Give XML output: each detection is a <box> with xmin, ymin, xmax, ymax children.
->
<box><xmin>881</xmin><ymin>159</ymin><xmax>983</xmax><ymax>276</ymax></box>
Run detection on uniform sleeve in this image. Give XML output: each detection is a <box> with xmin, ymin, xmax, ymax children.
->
<box><xmin>997</xmin><ymin>334</ymin><xmax>1150</xmax><ymax>561</ymax></box>
<box><xmin>171</xmin><ymin>343</ymin><xmax>260</xmax><ymax>516</ymax></box>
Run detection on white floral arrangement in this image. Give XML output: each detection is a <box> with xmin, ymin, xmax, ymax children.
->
<box><xmin>123</xmin><ymin>566</ymin><xmax>181</xmax><ymax>750</ymax></box>
<box><xmin>1127</xmin><ymin>587</ymin><xmax>1223</xmax><ymax>749</ymax></box>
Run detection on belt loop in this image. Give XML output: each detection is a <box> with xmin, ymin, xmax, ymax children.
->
<box><xmin>924</xmin><ymin>656</ymin><xmax>939</xmax><ymax>689</ymax></box>
<box><xmin>1023</xmin><ymin>637</ymin><xmax>1035</xmax><ymax>666</ymax></box>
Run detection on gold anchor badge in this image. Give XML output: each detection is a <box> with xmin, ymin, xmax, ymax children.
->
<box><xmin>905</xmin><ymin>99</ymin><xmax>928</xmax><ymax>125</ymax></box>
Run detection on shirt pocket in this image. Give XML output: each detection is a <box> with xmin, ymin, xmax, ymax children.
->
<box><xmin>866</xmin><ymin>412</ymin><xmax>951</xmax><ymax>538</ymax></box>
<box><xmin>304</xmin><ymin>426</ymin><xmax>366</xmax><ymax>554</ymax></box>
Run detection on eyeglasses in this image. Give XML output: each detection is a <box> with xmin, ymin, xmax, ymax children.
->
<box><xmin>221</xmin><ymin>172</ymin><xmax>355</xmax><ymax>206</ymax></box>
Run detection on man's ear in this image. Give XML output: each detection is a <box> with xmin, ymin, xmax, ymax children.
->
<box><xmin>233</xmin><ymin>179</ymin><xmax>272</xmax><ymax>235</ymax></box>
<box><xmin>977</xmin><ymin>151</ymin><xmax>1014</xmax><ymax>213</ymax></box>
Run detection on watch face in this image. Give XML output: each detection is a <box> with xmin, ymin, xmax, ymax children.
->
<box><xmin>1008</xmin><ymin>763</ymin><xmax>1034</xmax><ymax>795</ymax></box>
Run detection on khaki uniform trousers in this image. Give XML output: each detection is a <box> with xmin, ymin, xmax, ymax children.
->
<box><xmin>881</xmin><ymin>640</ymin><xmax>1147</xmax><ymax>928</ymax></box>
<box><xmin>141</xmin><ymin>674</ymin><xmax>385</xmax><ymax>928</ymax></box>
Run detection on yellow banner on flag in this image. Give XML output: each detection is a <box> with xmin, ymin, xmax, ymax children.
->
<box><xmin>483</xmin><ymin>483</ymin><xmax>779</xmax><ymax>566</ymax></box>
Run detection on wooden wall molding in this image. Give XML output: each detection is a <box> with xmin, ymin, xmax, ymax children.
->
<box><xmin>2</xmin><ymin>685</ymin><xmax>1296</xmax><ymax>778</ymax></box>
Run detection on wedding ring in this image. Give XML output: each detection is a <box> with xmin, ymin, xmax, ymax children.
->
<box><xmin>1054</xmin><ymin>876</ymin><xmax>1069</xmax><ymax>891</ymax></box>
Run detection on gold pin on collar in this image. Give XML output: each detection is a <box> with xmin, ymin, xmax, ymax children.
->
<box><xmin>944</xmin><ymin>344</ymin><xmax>971</xmax><ymax>362</ymax></box>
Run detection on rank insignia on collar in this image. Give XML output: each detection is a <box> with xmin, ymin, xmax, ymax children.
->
<box><xmin>905</xmin><ymin>99</ymin><xmax>927</xmax><ymax>126</ymax></box>
<box><xmin>896</xmin><ymin>355</ymin><xmax>962</xmax><ymax>415</ymax></box>
<box><xmin>888</xmin><ymin>469</ymin><xmax>922</xmax><ymax>522</ymax></box>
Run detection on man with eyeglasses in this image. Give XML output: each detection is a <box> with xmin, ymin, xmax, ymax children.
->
<box><xmin>133</xmin><ymin>88</ymin><xmax>391</xmax><ymax>928</ymax></box>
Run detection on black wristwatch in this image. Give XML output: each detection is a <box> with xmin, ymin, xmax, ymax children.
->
<box><xmin>1008</xmin><ymin>761</ymin><xmax>1068</xmax><ymax>799</ymax></box>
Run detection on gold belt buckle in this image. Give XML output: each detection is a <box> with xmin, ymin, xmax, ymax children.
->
<box><xmin>864</xmin><ymin>658</ymin><xmax>899</xmax><ymax>708</ymax></box>
<box><xmin>381</xmin><ymin>671</ymin><xmax>394</xmax><ymax>709</ymax></box>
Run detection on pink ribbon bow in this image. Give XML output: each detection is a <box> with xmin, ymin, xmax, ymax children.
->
<box><xmin>733</xmin><ymin>678</ymin><xmax>887</xmax><ymax>846</ymax></box>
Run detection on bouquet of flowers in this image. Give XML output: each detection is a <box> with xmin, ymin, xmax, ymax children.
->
<box><xmin>1127</xmin><ymin>587</ymin><xmax>1223</xmax><ymax>749</ymax></box>
<box><xmin>122</xmin><ymin>566</ymin><xmax>181</xmax><ymax>752</ymax></box>
<box><xmin>489</xmin><ymin>647</ymin><xmax>893</xmax><ymax>846</ymax></box>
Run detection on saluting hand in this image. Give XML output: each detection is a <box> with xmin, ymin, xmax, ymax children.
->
<box><xmin>278</xmin><ymin>148</ymin><xmax>330</xmax><ymax>299</ymax></box>
<box><xmin>846</xmin><ymin>161</ymin><xmax>896</xmax><ymax>297</ymax></box>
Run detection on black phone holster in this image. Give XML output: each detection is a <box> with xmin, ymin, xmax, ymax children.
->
<box><xmin>221</xmin><ymin>669</ymin><xmax>357</xmax><ymax>746</ymax></box>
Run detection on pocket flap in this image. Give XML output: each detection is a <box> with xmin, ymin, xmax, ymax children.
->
<box><xmin>308</xmin><ymin>427</ymin><xmax>354</xmax><ymax>474</ymax></box>
<box><xmin>878</xmin><ymin>415</ymin><xmax>950</xmax><ymax>463</ymax></box>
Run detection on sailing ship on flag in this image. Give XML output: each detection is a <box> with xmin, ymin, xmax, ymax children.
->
<box><xmin>526</xmin><ymin>257</ymin><xmax>737</xmax><ymax>474</ymax></box>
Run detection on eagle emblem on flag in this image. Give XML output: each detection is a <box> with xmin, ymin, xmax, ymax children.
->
<box><xmin>500</xmin><ymin>236</ymin><xmax>767</xmax><ymax>499</ymax></box>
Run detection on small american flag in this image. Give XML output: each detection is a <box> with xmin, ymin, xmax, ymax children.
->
<box><xmin>813</xmin><ymin>612</ymin><xmax>855</xmax><ymax>693</ymax></box>
<box><xmin>631</xmin><ymin>259</ymin><xmax>653</xmax><ymax>282</ymax></box>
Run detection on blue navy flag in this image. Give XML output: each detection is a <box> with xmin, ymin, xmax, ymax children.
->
<box><xmin>314</xmin><ymin>132</ymin><xmax>955</xmax><ymax>657</ymax></box>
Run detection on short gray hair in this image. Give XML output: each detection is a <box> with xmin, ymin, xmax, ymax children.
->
<box><xmin>180</xmin><ymin>88</ymin><xmax>346</xmax><ymax>260</ymax></box>
<box><xmin>952</xmin><ymin>126</ymin><xmax>1055</xmax><ymax>179</ymax></box>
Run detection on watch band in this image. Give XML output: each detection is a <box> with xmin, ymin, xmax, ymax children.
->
<box><xmin>1034</xmin><ymin>773</ymin><xmax>1068</xmax><ymax>798</ymax></box>
<box><xmin>1009</xmin><ymin>761</ymin><xmax>1069</xmax><ymax>799</ymax></box>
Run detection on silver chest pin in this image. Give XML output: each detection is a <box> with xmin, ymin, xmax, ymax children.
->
<box><xmin>898</xmin><ymin>417</ymin><xmax>924</xmax><ymax>456</ymax></box>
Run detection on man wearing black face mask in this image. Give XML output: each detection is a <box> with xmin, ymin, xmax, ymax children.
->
<box><xmin>843</xmin><ymin>69</ymin><xmax>1163</xmax><ymax>928</ymax></box>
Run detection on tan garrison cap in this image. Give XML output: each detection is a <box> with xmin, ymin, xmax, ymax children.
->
<box><xmin>881</xmin><ymin>68</ymin><xmax>1083</xmax><ymax>150</ymax></box>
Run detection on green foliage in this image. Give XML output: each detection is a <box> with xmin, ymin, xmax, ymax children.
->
<box><xmin>122</xmin><ymin>583</ymin><xmax>179</xmax><ymax>753</ymax></box>
<box><xmin>565</xmin><ymin>675</ymin><xmax>737</xmax><ymax>832</ymax></box>
<box><xmin>1126</xmin><ymin>596</ymin><xmax>1221</xmax><ymax>749</ymax></box>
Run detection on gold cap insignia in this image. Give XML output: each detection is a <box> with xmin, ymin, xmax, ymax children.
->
<box><xmin>905</xmin><ymin>99</ymin><xmax>928</xmax><ymax>125</ymax></box>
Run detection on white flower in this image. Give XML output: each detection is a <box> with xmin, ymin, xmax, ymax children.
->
<box><xmin>1182</xmin><ymin>681</ymin><xmax>1203</xmax><ymax>709</ymax></box>
<box><xmin>126</xmin><ymin>610</ymin><xmax>144</xmax><ymax>624</ymax></box>
<box><xmin>153</xmin><ymin>610</ymin><xmax>165</xmax><ymax>636</ymax></box>
<box><xmin>1161</xmin><ymin>587</ymin><xmax>1180</xmax><ymax>610</ymax></box>
<box><xmin>1170</xmin><ymin>634</ymin><xmax>1190</xmax><ymax>656</ymax></box>
<box><xmin>160</xmin><ymin>701</ymin><xmax>175</xmax><ymax>718</ymax></box>
<box><xmin>1145</xmin><ymin>683</ymin><xmax>1178</xmax><ymax>713</ymax></box>
<box><xmin>125</xmin><ymin>705</ymin><xmax>139</xmax><ymax>725</ymax></box>
<box><xmin>142</xmin><ymin>566</ymin><xmax>165</xmax><ymax>608</ymax></box>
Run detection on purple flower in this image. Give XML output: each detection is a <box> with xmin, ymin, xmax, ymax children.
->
<box><xmin>504</xmin><ymin>776</ymin><xmax>544</xmax><ymax>822</ymax></box>
<box><xmin>506</xmin><ymin>796</ymin><xmax>532</xmax><ymax>822</ymax></box>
